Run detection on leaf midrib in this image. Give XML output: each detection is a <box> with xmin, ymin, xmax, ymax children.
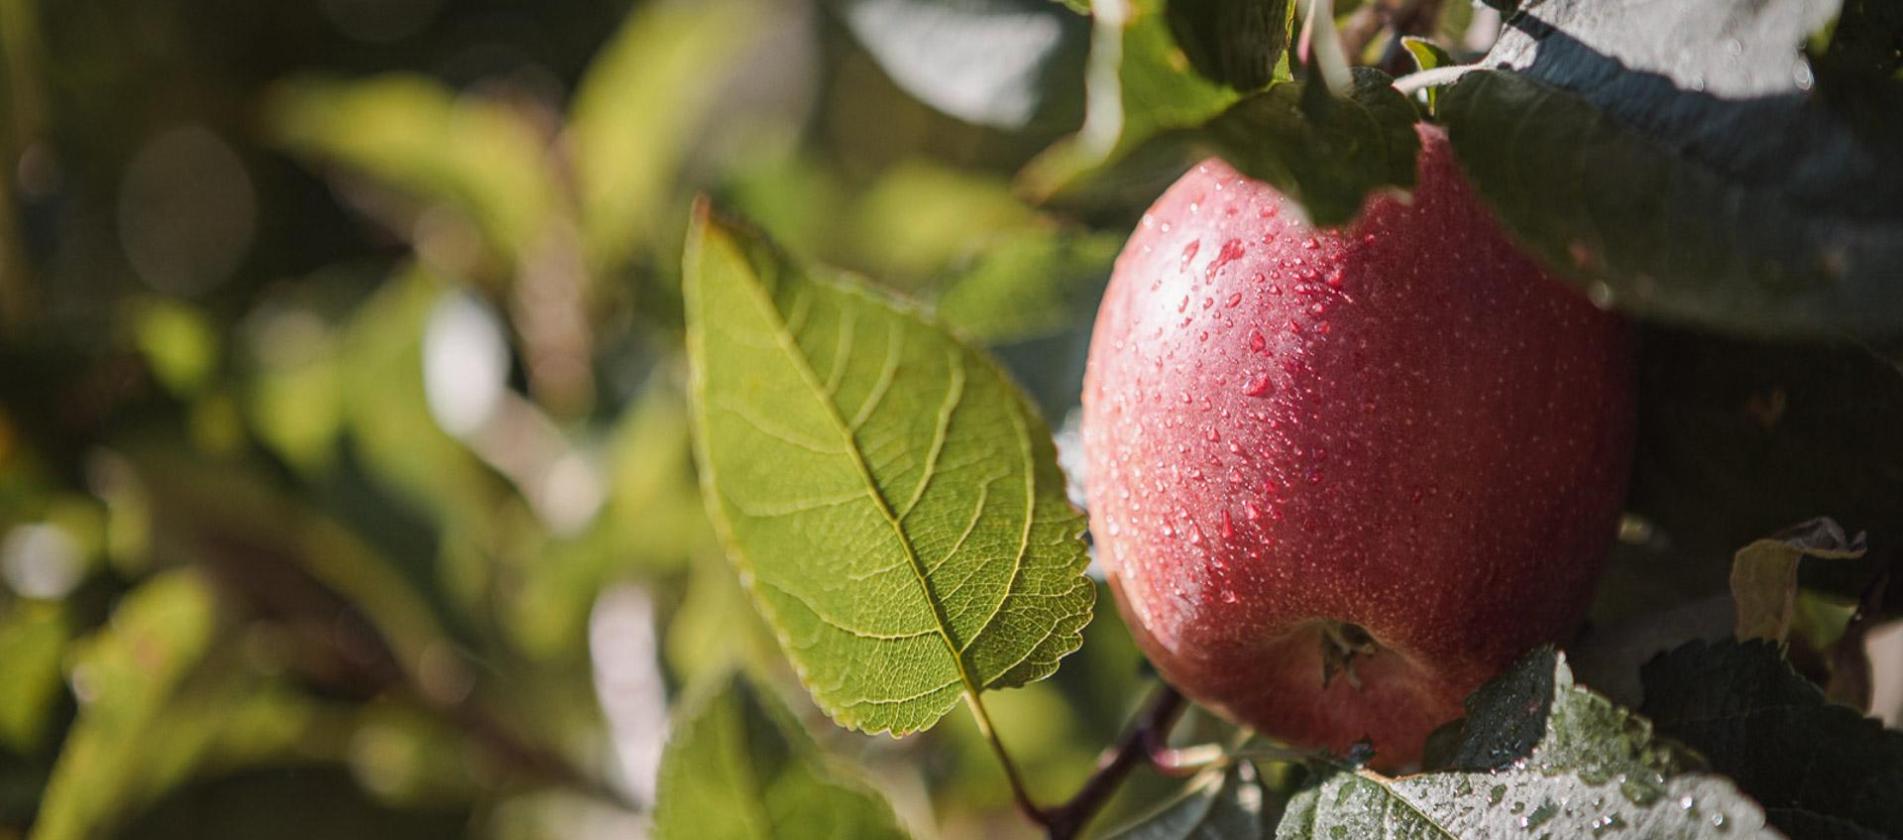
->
<box><xmin>727</xmin><ymin>252</ymin><xmax>1003</xmax><ymax>714</ymax></box>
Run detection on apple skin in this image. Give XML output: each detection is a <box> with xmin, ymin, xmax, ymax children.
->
<box><xmin>1080</xmin><ymin>127</ymin><xmax>1635</xmax><ymax>770</ymax></box>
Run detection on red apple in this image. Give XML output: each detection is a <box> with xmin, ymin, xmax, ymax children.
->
<box><xmin>1081</xmin><ymin>126</ymin><xmax>1635</xmax><ymax>769</ymax></box>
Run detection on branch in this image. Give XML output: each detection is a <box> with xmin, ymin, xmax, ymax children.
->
<box><xmin>1042</xmin><ymin>683</ymin><xmax>1187</xmax><ymax>840</ymax></box>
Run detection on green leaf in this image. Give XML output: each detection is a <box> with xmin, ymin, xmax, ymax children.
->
<box><xmin>1019</xmin><ymin>0</ymin><xmax>1241</xmax><ymax>200</ymax></box>
<box><xmin>1022</xmin><ymin>0</ymin><xmax>1415</xmax><ymax>227</ymax></box>
<box><xmin>267</xmin><ymin>75</ymin><xmax>555</xmax><ymax>262</ymax></box>
<box><xmin>1728</xmin><ymin>517</ymin><xmax>1867</xmax><ymax>642</ymax></box>
<box><xmin>1166</xmin><ymin>0</ymin><xmax>1296</xmax><ymax>90</ymax></box>
<box><xmin>567</xmin><ymin>0</ymin><xmax>759</xmax><ymax>270</ymax></box>
<box><xmin>0</xmin><ymin>601</ymin><xmax>68</xmax><ymax>753</ymax></box>
<box><xmin>1642</xmin><ymin>640</ymin><xmax>1903</xmax><ymax>839</ymax></box>
<box><xmin>830</xmin><ymin>0</ymin><xmax>1087</xmax><ymax>129</ymax></box>
<box><xmin>653</xmin><ymin>675</ymin><xmax>907</xmax><ymax>840</ymax></box>
<box><xmin>932</xmin><ymin>229</ymin><xmax>1121</xmax><ymax>343</ymax></box>
<box><xmin>1199</xmin><ymin>68</ymin><xmax>1420</xmax><ymax>226</ymax></box>
<box><xmin>1436</xmin><ymin>0</ymin><xmax>1903</xmax><ymax>339</ymax></box>
<box><xmin>1108</xmin><ymin>760</ymin><xmax>1275</xmax><ymax>839</ymax></box>
<box><xmin>31</xmin><ymin>572</ymin><xmax>316</xmax><ymax>840</ymax></box>
<box><xmin>1399</xmin><ymin>36</ymin><xmax>1453</xmax><ymax>73</ymax></box>
<box><xmin>843</xmin><ymin>161</ymin><xmax>1043</xmax><ymax>289</ymax></box>
<box><xmin>683</xmin><ymin>206</ymin><xmax>1094</xmax><ymax>735</ymax></box>
<box><xmin>1276</xmin><ymin>649</ymin><xmax>1776</xmax><ymax>839</ymax></box>
<box><xmin>1398</xmin><ymin>36</ymin><xmax>1455</xmax><ymax>111</ymax></box>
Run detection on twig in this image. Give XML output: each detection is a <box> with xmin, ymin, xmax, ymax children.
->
<box><xmin>1042</xmin><ymin>683</ymin><xmax>1187</xmax><ymax>839</ymax></box>
<box><xmin>966</xmin><ymin>692</ymin><xmax>1054</xmax><ymax>829</ymax></box>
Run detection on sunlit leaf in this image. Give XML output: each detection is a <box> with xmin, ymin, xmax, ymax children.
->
<box><xmin>568</xmin><ymin>0</ymin><xmax>760</xmax><ymax>270</ymax></box>
<box><xmin>933</xmin><ymin>229</ymin><xmax>1120</xmax><ymax>344</ymax></box>
<box><xmin>653</xmin><ymin>675</ymin><xmax>907</xmax><ymax>839</ymax></box>
<box><xmin>1436</xmin><ymin>0</ymin><xmax>1903</xmax><ymax>338</ymax></box>
<box><xmin>269</xmin><ymin>75</ymin><xmax>555</xmax><ymax>261</ymax></box>
<box><xmin>683</xmin><ymin>206</ymin><xmax>1093</xmax><ymax>734</ymax></box>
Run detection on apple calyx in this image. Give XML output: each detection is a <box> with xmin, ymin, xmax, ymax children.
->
<box><xmin>1319</xmin><ymin>621</ymin><xmax>1380</xmax><ymax>689</ymax></box>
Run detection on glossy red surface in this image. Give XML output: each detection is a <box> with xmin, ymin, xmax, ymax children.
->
<box><xmin>1081</xmin><ymin>127</ymin><xmax>1636</xmax><ymax>769</ymax></box>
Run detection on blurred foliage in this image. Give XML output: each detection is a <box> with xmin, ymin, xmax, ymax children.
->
<box><xmin>2</xmin><ymin>0</ymin><xmax>1899</xmax><ymax>837</ymax></box>
<box><xmin>0</xmin><ymin>0</ymin><xmax>1149</xmax><ymax>836</ymax></box>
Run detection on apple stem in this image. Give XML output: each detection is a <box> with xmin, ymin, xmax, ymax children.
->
<box><xmin>1039</xmin><ymin>683</ymin><xmax>1188</xmax><ymax>839</ymax></box>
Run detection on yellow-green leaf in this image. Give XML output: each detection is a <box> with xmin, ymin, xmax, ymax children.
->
<box><xmin>683</xmin><ymin>206</ymin><xmax>1093</xmax><ymax>735</ymax></box>
<box><xmin>654</xmin><ymin>675</ymin><xmax>907</xmax><ymax>840</ymax></box>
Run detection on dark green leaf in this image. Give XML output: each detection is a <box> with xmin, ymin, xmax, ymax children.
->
<box><xmin>1023</xmin><ymin>1</ymin><xmax>1416</xmax><ymax>226</ymax></box>
<box><xmin>683</xmin><ymin>206</ymin><xmax>1094</xmax><ymax>735</ymax></box>
<box><xmin>1020</xmin><ymin>0</ymin><xmax>1238</xmax><ymax>201</ymax></box>
<box><xmin>1642</xmin><ymin>639</ymin><xmax>1903</xmax><ymax>839</ymax></box>
<box><xmin>1437</xmin><ymin>0</ymin><xmax>1903</xmax><ymax>338</ymax></box>
<box><xmin>1625</xmin><ymin>328</ymin><xmax>1903</xmax><ymax>602</ymax></box>
<box><xmin>1201</xmin><ymin>68</ymin><xmax>1420</xmax><ymax>226</ymax></box>
<box><xmin>1275</xmin><ymin>649</ymin><xmax>1776</xmax><ymax>838</ymax></box>
<box><xmin>1108</xmin><ymin>760</ymin><xmax>1273</xmax><ymax>839</ymax></box>
<box><xmin>653</xmin><ymin>675</ymin><xmax>907</xmax><ymax>840</ymax></box>
<box><xmin>1166</xmin><ymin>0</ymin><xmax>1295</xmax><ymax>90</ymax></box>
<box><xmin>831</xmin><ymin>0</ymin><xmax>1087</xmax><ymax>129</ymax></box>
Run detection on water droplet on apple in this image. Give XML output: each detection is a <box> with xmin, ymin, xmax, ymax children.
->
<box><xmin>1245</xmin><ymin>374</ymin><xmax>1273</xmax><ymax>397</ymax></box>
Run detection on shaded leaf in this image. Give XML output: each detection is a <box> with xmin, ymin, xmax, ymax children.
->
<box><xmin>1730</xmin><ymin>517</ymin><xmax>1867</xmax><ymax>642</ymax></box>
<box><xmin>831</xmin><ymin>0</ymin><xmax>1087</xmax><ymax>129</ymax></box>
<box><xmin>1166</xmin><ymin>0</ymin><xmax>1295</xmax><ymax>90</ymax></box>
<box><xmin>1277</xmin><ymin>649</ymin><xmax>1775</xmax><ymax>839</ymax></box>
<box><xmin>1625</xmin><ymin>328</ymin><xmax>1903</xmax><ymax>604</ymax></box>
<box><xmin>683</xmin><ymin>206</ymin><xmax>1094</xmax><ymax>735</ymax></box>
<box><xmin>653</xmin><ymin>675</ymin><xmax>906</xmax><ymax>840</ymax></box>
<box><xmin>1642</xmin><ymin>639</ymin><xmax>1903</xmax><ymax>839</ymax></box>
<box><xmin>1199</xmin><ymin>68</ymin><xmax>1420</xmax><ymax>226</ymax></box>
<box><xmin>1108</xmin><ymin>760</ymin><xmax>1273</xmax><ymax>839</ymax></box>
<box><xmin>1437</xmin><ymin>0</ymin><xmax>1903</xmax><ymax>338</ymax></box>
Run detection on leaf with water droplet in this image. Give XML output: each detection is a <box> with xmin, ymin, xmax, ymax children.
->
<box><xmin>1642</xmin><ymin>639</ymin><xmax>1903</xmax><ymax>839</ymax></box>
<box><xmin>1272</xmin><ymin>649</ymin><xmax>1777</xmax><ymax>838</ymax></box>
